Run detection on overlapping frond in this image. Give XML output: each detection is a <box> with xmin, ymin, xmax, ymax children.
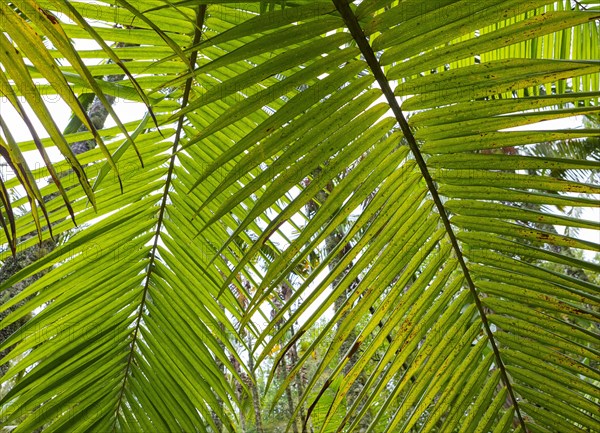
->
<box><xmin>0</xmin><ymin>2</ymin><xmax>250</xmax><ymax>431</ymax></box>
<box><xmin>0</xmin><ymin>1</ymin><xmax>598</xmax><ymax>432</ymax></box>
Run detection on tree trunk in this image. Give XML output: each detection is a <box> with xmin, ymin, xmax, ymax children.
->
<box><xmin>281</xmin><ymin>354</ymin><xmax>299</xmax><ymax>433</ymax></box>
<box><xmin>247</xmin><ymin>334</ymin><xmax>265</xmax><ymax>433</ymax></box>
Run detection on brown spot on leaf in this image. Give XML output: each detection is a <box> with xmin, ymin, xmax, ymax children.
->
<box><xmin>39</xmin><ymin>8</ymin><xmax>59</xmax><ymax>24</ymax></box>
<box><xmin>347</xmin><ymin>341</ymin><xmax>361</xmax><ymax>359</ymax></box>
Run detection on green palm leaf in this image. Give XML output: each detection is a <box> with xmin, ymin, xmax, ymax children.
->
<box><xmin>0</xmin><ymin>1</ymin><xmax>598</xmax><ymax>432</ymax></box>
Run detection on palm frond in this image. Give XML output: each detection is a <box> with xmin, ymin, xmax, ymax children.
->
<box><xmin>0</xmin><ymin>1</ymin><xmax>598</xmax><ymax>432</ymax></box>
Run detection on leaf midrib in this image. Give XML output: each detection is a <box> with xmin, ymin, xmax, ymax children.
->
<box><xmin>331</xmin><ymin>0</ymin><xmax>528</xmax><ymax>431</ymax></box>
<box><xmin>110</xmin><ymin>5</ymin><xmax>208</xmax><ymax>431</ymax></box>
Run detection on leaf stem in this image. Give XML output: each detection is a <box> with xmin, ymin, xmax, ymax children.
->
<box><xmin>332</xmin><ymin>1</ymin><xmax>528</xmax><ymax>430</ymax></box>
<box><xmin>111</xmin><ymin>5</ymin><xmax>207</xmax><ymax>430</ymax></box>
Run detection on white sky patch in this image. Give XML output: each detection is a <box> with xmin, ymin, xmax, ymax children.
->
<box><xmin>502</xmin><ymin>115</ymin><xmax>585</xmax><ymax>131</ymax></box>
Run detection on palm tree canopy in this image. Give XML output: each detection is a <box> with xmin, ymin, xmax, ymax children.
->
<box><xmin>0</xmin><ymin>1</ymin><xmax>598</xmax><ymax>432</ymax></box>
